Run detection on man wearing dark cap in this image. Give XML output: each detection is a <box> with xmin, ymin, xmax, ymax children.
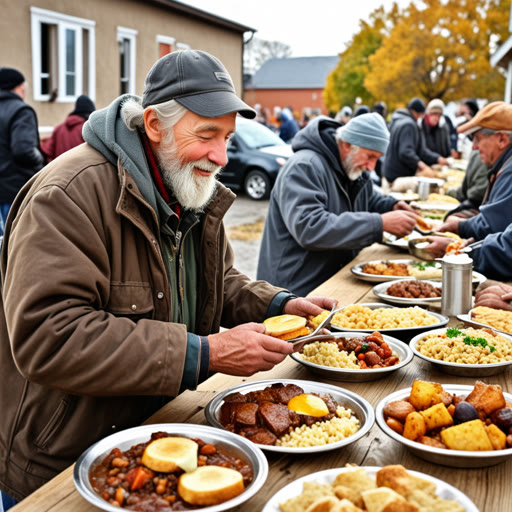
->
<box><xmin>41</xmin><ymin>95</ymin><xmax>96</xmax><ymax>161</ymax></box>
<box><xmin>382</xmin><ymin>97</ymin><xmax>449</xmax><ymax>185</ymax></box>
<box><xmin>257</xmin><ymin>113</ymin><xmax>418</xmax><ymax>296</ymax></box>
<box><xmin>0</xmin><ymin>67</ymin><xmax>44</xmax><ymax>235</ymax></box>
<box><xmin>0</xmin><ymin>50</ymin><xmax>334</xmax><ymax>504</ymax></box>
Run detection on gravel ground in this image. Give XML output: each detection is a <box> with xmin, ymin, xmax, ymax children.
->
<box><xmin>223</xmin><ymin>194</ymin><xmax>269</xmax><ymax>280</ymax></box>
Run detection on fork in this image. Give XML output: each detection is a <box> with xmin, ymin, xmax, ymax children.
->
<box><xmin>287</xmin><ymin>303</ymin><xmax>346</xmax><ymax>346</ymax></box>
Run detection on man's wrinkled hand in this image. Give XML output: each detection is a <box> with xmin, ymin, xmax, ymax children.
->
<box><xmin>283</xmin><ymin>296</ymin><xmax>337</xmax><ymax>318</ymax></box>
<box><xmin>208</xmin><ymin>323</ymin><xmax>294</xmax><ymax>376</ymax></box>
<box><xmin>474</xmin><ymin>284</ymin><xmax>512</xmax><ymax>312</ymax></box>
<box><xmin>381</xmin><ymin>210</ymin><xmax>419</xmax><ymax>238</ymax></box>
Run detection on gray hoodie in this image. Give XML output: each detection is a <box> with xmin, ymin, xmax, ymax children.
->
<box><xmin>257</xmin><ymin>115</ymin><xmax>396</xmax><ymax>296</ymax></box>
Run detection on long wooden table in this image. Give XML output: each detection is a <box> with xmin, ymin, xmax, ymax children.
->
<box><xmin>12</xmin><ymin>243</ymin><xmax>509</xmax><ymax>511</ymax></box>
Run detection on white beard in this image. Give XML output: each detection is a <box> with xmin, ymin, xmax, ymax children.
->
<box><xmin>342</xmin><ymin>145</ymin><xmax>365</xmax><ymax>181</ymax></box>
<box><xmin>155</xmin><ymin>131</ymin><xmax>222</xmax><ymax>212</ymax></box>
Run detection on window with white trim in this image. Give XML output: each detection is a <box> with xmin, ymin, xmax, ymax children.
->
<box><xmin>30</xmin><ymin>7</ymin><xmax>95</xmax><ymax>102</ymax></box>
<box><xmin>117</xmin><ymin>27</ymin><xmax>137</xmax><ymax>95</ymax></box>
<box><xmin>156</xmin><ymin>35</ymin><xmax>176</xmax><ymax>58</ymax></box>
<box><xmin>176</xmin><ymin>42</ymin><xmax>191</xmax><ymax>51</ymax></box>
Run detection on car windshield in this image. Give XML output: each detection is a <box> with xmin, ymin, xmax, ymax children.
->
<box><xmin>235</xmin><ymin>120</ymin><xmax>287</xmax><ymax>149</ymax></box>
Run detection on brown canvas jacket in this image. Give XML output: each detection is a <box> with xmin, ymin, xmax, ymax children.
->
<box><xmin>0</xmin><ymin>143</ymin><xmax>283</xmax><ymax>500</ymax></box>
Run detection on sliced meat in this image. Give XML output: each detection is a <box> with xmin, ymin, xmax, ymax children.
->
<box><xmin>235</xmin><ymin>403</ymin><xmax>259</xmax><ymax>426</ymax></box>
<box><xmin>223</xmin><ymin>392</ymin><xmax>248</xmax><ymax>403</ymax></box>
<box><xmin>259</xmin><ymin>402</ymin><xmax>292</xmax><ymax>437</ymax></box>
<box><xmin>274</xmin><ymin>383</ymin><xmax>304</xmax><ymax>404</ymax></box>
<box><xmin>244</xmin><ymin>427</ymin><xmax>277</xmax><ymax>445</ymax></box>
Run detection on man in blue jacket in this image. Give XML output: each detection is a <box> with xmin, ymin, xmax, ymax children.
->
<box><xmin>383</xmin><ymin>97</ymin><xmax>449</xmax><ymax>185</ymax></box>
<box><xmin>438</xmin><ymin>102</ymin><xmax>512</xmax><ymax>240</ymax></box>
<box><xmin>0</xmin><ymin>68</ymin><xmax>44</xmax><ymax>235</ymax></box>
<box><xmin>257</xmin><ymin>113</ymin><xmax>419</xmax><ymax>296</ymax></box>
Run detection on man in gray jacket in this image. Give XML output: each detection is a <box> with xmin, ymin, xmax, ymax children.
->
<box><xmin>257</xmin><ymin>113</ymin><xmax>418</xmax><ymax>296</ymax></box>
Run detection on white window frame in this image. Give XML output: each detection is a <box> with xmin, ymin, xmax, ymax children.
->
<box><xmin>117</xmin><ymin>26</ymin><xmax>137</xmax><ymax>95</ymax></box>
<box><xmin>30</xmin><ymin>7</ymin><xmax>95</xmax><ymax>103</ymax></box>
<box><xmin>156</xmin><ymin>34</ymin><xmax>176</xmax><ymax>49</ymax></box>
<box><xmin>176</xmin><ymin>42</ymin><xmax>191</xmax><ymax>50</ymax></box>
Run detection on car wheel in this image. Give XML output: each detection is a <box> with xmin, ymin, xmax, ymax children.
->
<box><xmin>244</xmin><ymin>169</ymin><xmax>271</xmax><ymax>200</ymax></box>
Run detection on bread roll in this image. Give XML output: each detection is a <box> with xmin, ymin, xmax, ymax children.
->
<box><xmin>178</xmin><ymin>465</ymin><xmax>245</xmax><ymax>505</ymax></box>
<box><xmin>264</xmin><ymin>314</ymin><xmax>307</xmax><ymax>337</ymax></box>
<box><xmin>141</xmin><ymin>436</ymin><xmax>198</xmax><ymax>473</ymax></box>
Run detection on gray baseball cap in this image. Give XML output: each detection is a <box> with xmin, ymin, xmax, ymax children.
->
<box><xmin>142</xmin><ymin>49</ymin><xmax>256</xmax><ymax>119</ymax></box>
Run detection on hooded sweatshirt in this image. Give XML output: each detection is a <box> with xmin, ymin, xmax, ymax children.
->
<box><xmin>41</xmin><ymin>114</ymin><xmax>87</xmax><ymax>161</ymax></box>
<box><xmin>257</xmin><ymin>115</ymin><xmax>396</xmax><ymax>296</ymax></box>
<box><xmin>383</xmin><ymin>108</ymin><xmax>440</xmax><ymax>183</ymax></box>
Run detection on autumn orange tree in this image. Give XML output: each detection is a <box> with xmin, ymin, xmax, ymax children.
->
<box><xmin>324</xmin><ymin>0</ymin><xmax>511</xmax><ymax>114</ymax></box>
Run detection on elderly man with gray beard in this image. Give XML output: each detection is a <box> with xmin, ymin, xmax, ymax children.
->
<box><xmin>257</xmin><ymin>113</ymin><xmax>419</xmax><ymax>297</ymax></box>
<box><xmin>0</xmin><ymin>50</ymin><xmax>335</xmax><ymax>506</ymax></box>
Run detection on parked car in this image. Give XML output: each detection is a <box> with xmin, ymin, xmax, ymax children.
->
<box><xmin>219</xmin><ymin>117</ymin><xmax>293</xmax><ymax>200</ymax></box>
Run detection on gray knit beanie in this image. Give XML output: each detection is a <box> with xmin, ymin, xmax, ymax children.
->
<box><xmin>337</xmin><ymin>112</ymin><xmax>390</xmax><ymax>154</ymax></box>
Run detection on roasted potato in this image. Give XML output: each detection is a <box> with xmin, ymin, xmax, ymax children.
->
<box><xmin>409</xmin><ymin>380</ymin><xmax>444</xmax><ymax>411</ymax></box>
<box><xmin>486</xmin><ymin>424</ymin><xmax>507</xmax><ymax>450</ymax></box>
<box><xmin>419</xmin><ymin>403</ymin><xmax>454</xmax><ymax>431</ymax></box>
<box><xmin>440</xmin><ymin>419</ymin><xmax>493</xmax><ymax>451</ymax></box>
<box><xmin>466</xmin><ymin>381</ymin><xmax>506</xmax><ymax>420</ymax></box>
<box><xmin>403</xmin><ymin>412</ymin><xmax>427</xmax><ymax>441</ymax></box>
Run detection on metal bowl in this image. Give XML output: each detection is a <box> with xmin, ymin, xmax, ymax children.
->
<box><xmin>408</xmin><ymin>237</ymin><xmax>436</xmax><ymax>261</ymax></box>
<box><xmin>290</xmin><ymin>332</ymin><xmax>413</xmax><ymax>381</ymax></box>
<box><xmin>330</xmin><ymin>303</ymin><xmax>449</xmax><ymax>343</ymax></box>
<box><xmin>375</xmin><ymin>385</ymin><xmax>512</xmax><ymax>467</ymax></box>
<box><xmin>74</xmin><ymin>423</ymin><xmax>268</xmax><ymax>512</ymax></box>
<box><xmin>410</xmin><ymin>328</ymin><xmax>512</xmax><ymax>377</ymax></box>
<box><xmin>372</xmin><ymin>279</ymin><xmax>442</xmax><ymax>306</ymax></box>
<box><xmin>204</xmin><ymin>379</ymin><xmax>374</xmax><ymax>454</ymax></box>
<box><xmin>457</xmin><ymin>309</ymin><xmax>512</xmax><ymax>336</ymax></box>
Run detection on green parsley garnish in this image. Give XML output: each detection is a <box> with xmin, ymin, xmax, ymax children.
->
<box><xmin>463</xmin><ymin>336</ymin><xmax>496</xmax><ymax>352</ymax></box>
<box><xmin>446</xmin><ymin>328</ymin><xmax>461</xmax><ymax>338</ymax></box>
<box><xmin>412</xmin><ymin>261</ymin><xmax>436</xmax><ymax>271</ymax></box>
<box><xmin>360</xmin><ymin>342</ymin><xmax>369</xmax><ymax>353</ymax></box>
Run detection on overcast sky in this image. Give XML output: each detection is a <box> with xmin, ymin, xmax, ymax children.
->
<box><xmin>180</xmin><ymin>0</ymin><xmax>411</xmax><ymax>57</ymax></box>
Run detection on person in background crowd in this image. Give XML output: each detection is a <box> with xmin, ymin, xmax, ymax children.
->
<box><xmin>455</xmin><ymin>98</ymin><xmax>480</xmax><ymax>159</ymax></box>
<box><xmin>353</xmin><ymin>105</ymin><xmax>370</xmax><ymax>117</ymax></box>
<box><xmin>277</xmin><ymin>107</ymin><xmax>299</xmax><ymax>143</ymax></box>
<box><xmin>334</xmin><ymin>105</ymin><xmax>352</xmax><ymax>125</ymax></box>
<box><xmin>419</xmin><ymin>99</ymin><xmax>451</xmax><ymax>157</ymax></box>
<box><xmin>257</xmin><ymin>113</ymin><xmax>418</xmax><ymax>296</ymax></box>
<box><xmin>445</xmin><ymin>148</ymin><xmax>489</xmax><ymax>211</ymax></box>
<box><xmin>0</xmin><ymin>67</ymin><xmax>44</xmax><ymax>236</ymax></box>
<box><xmin>382</xmin><ymin>97</ymin><xmax>449</xmax><ymax>186</ymax></box>
<box><xmin>437</xmin><ymin>101</ymin><xmax>512</xmax><ymax>239</ymax></box>
<box><xmin>0</xmin><ymin>49</ymin><xmax>334</xmax><ymax>507</ymax></box>
<box><xmin>371</xmin><ymin>102</ymin><xmax>388</xmax><ymax>122</ymax></box>
<box><xmin>41</xmin><ymin>95</ymin><xmax>96</xmax><ymax>162</ymax></box>
<box><xmin>474</xmin><ymin>282</ymin><xmax>512</xmax><ymax>311</ymax></box>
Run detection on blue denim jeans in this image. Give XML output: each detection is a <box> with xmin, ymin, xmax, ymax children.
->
<box><xmin>0</xmin><ymin>491</ymin><xmax>18</xmax><ymax>512</ymax></box>
<box><xmin>0</xmin><ymin>203</ymin><xmax>11</xmax><ymax>237</ymax></box>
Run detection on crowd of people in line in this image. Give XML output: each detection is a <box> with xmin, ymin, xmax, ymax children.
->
<box><xmin>0</xmin><ymin>51</ymin><xmax>511</xmax><ymax>511</ymax></box>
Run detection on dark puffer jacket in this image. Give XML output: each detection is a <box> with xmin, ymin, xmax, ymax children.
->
<box><xmin>0</xmin><ymin>90</ymin><xmax>44</xmax><ymax>202</ymax></box>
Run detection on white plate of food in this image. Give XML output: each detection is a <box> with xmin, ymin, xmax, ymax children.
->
<box><xmin>327</xmin><ymin>303</ymin><xmax>449</xmax><ymax>342</ymax></box>
<box><xmin>410</xmin><ymin>327</ymin><xmax>512</xmax><ymax>377</ymax></box>
<box><xmin>373</xmin><ymin>279</ymin><xmax>442</xmax><ymax>305</ymax></box>
<box><xmin>376</xmin><ymin>382</ymin><xmax>512</xmax><ymax>467</ymax></box>
<box><xmin>351</xmin><ymin>259</ymin><xmax>443</xmax><ymax>282</ymax></box>
<box><xmin>204</xmin><ymin>379</ymin><xmax>374</xmax><ymax>454</ymax></box>
<box><xmin>262</xmin><ymin>465</ymin><xmax>477</xmax><ymax>512</ymax></box>
<box><xmin>290</xmin><ymin>331</ymin><xmax>413</xmax><ymax>381</ymax></box>
<box><xmin>457</xmin><ymin>306</ymin><xmax>512</xmax><ymax>336</ymax></box>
